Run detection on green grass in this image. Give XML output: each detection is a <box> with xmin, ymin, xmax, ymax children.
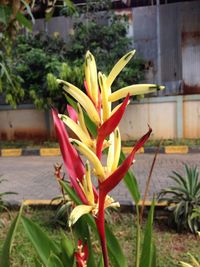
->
<box><xmin>0</xmin><ymin>209</ymin><xmax>199</xmax><ymax>267</ymax></box>
<box><xmin>122</xmin><ymin>138</ymin><xmax>200</xmax><ymax>148</ymax></box>
<box><xmin>0</xmin><ymin>140</ymin><xmax>59</xmax><ymax>149</ymax></box>
<box><xmin>1</xmin><ymin>138</ymin><xmax>200</xmax><ymax>149</ymax></box>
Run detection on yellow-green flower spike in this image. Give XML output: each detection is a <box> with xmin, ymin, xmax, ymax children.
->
<box><xmin>106</xmin><ymin>132</ymin><xmax>115</xmax><ymax>173</ymax></box>
<box><xmin>85</xmin><ymin>51</ymin><xmax>92</xmax><ymax>97</ymax></box>
<box><xmin>86</xmin><ymin>51</ymin><xmax>99</xmax><ymax>106</ymax></box>
<box><xmin>70</xmin><ymin>139</ymin><xmax>106</xmax><ymax>181</ymax></box>
<box><xmin>85</xmin><ymin>161</ymin><xmax>95</xmax><ymax>205</ymax></box>
<box><xmin>111</xmin><ymin>128</ymin><xmax>121</xmax><ymax>172</ymax></box>
<box><xmin>107</xmin><ymin>50</ymin><xmax>136</xmax><ymax>88</ymax></box>
<box><xmin>110</xmin><ymin>100</ymin><xmax>130</xmax><ymax>116</ymax></box>
<box><xmin>98</xmin><ymin>72</ymin><xmax>111</xmax><ymax>122</ymax></box>
<box><xmin>60</xmin><ymin>114</ymin><xmax>92</xmax><ymax>146</ymax></box>
<box><xmin>108</xmin><ymin>84</ymin><xmax>165</xmax><ymax>102</ymax></box>
<box><xmin>77</xmin><ymin>103</ymin><xmax>90</xmax><ymax>139</ymax></box>
<box><xmin>179</xmin><ymin>262</ymin><xmax>194</xmax><ymax>267</ymax></box>
<box><xmin>69</xmin><ymin>204</ymin><xmax>93</xmax><ymax>227</ymax></box>
<box><xmin>57</xmin><ymin>79</ymin><xmax>101</xmax><ymax>126</ymax></box>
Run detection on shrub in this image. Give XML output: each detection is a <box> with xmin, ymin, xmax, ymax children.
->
<box><xmin>159</xmin><ymin>164</ymin><xmax>200</xmax><ymax>233</ymax></box>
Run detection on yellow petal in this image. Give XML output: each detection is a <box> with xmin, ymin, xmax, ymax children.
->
<box><xmin>111</xmin><ymin>128</ymin><xmax>121</xmax><ymax>172</ymax></box>
<box><xmin>108</xmin><ymin>84</ymin><xmax>165</xmax><ymax>102</ymax></box>
<box><xmin>188</xmin><ymin>253</ymin><xmax>200</xmax><ymax>267</ymax></box>
<box><xmin>85</xmin><ymin>161</ymin><xmax>95</xmax><ymax>205</ymax></box>
<box><xmin>57</xmin><ymin>79</ymin><xmax>100</xmax><ymax>126</ymax></box>
<box><xmin>110</xmin><ymin>100</ymin><xmax>130</xmax><ymax>116</ymax></box>
<box><xmin>85</xmin><ymin>51</ymin><xmax>98</xmax><ymax>106</ymax></box>
<box><xmin>60</xmin><ymin>114</ymin><xmax>92</xmax><ymax>146</ymax></box>
<box><xmin>77</xmin><ymin>103</ymin><xmax>90</xmax><ymax>138</ymax></box>
<box><xmin>106</xmin><ymin>132</ymin><xmax>115</xmax><ymax>173</ymax></box>
<box><xmin>179</xmin><ymin>262</ymin><xmax>194</xmax><ymax>267</ymax></box>
<box><xmin>98</xmin><ymin>72</ymin><xmax>111</xmax><ymax>122</ymax></box>
<box><xmin>69</xmin><ymin>204</ymin><xmax>93</xmax><ymax>227</ymax></box>
<box><xmin>70</xmin><ymin>139</ymin><xmax>106</xmax><ymax>181</ymax></box>
<box><xmin>105</xmin><ymin>195</ymin><xmax>120</xmax><ymax>209</ymax></box>
<box><xmin>85</xmin><ymin>52</ymin><xmax>92</xmax><ymax>97</ymax></box>
<box><xmin>107</xmin><ymin>50</ymin><xmax>136</xmax><ymax>88</ymax></box>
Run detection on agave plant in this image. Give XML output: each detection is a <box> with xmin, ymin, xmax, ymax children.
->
<box><xmin>159</xmin><ymin>164</ymin><xmax>200</xmax><ymax>233</ymax></box>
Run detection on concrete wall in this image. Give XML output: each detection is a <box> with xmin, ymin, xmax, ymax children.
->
<box><xmin>0</xmin><ymin>105</ymin><xmax>55</xmax><ymax>141</ymax></box>
<box><xmin>0</xmin><ymin>96</ymin><xmax>200</xmax><ymax>141</ymax></box>
<box><xmin>119</xmin><ymin>95</ymin><xmax>200</xmax><ymax>140</ymax></box>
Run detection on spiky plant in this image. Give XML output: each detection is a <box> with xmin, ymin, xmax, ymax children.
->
<box><xmin>159</xmin><ymin>164</ymin><xmax>200</xmax><ymax>233</ymax></box>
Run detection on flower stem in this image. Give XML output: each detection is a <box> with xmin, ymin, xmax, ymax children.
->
<box><xmin>96</xmin><ymin>192</ymin><xmax>109</xmax><ymax>267</ymax></box>
<box><xmin>135</xmin><ymin>204</ymin><xmax>141</xmax><ymax>267</ymax></box>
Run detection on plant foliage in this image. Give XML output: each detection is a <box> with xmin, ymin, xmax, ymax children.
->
<box><xmin>159</xmin><ymin>164</ymin><xmax>200</xmax><ymax>233</ymax></box>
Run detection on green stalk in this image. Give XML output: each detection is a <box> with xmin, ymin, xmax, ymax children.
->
<box><xmin>135</xmin><ymin>204</ymin><xmax>141</xmax><ymax>267</ymax></box>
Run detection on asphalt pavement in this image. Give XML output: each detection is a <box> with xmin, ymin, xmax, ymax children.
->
<box><xmin>1</xmin><ymin>153</ymin><xmax>200</xmax><ymax>205</ymax></box>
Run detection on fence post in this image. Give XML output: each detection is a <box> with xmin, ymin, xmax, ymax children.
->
<box><xmin>176</xmin><ymin>95</ymin><xmax>183</xmax><ymax>139</ymax></box>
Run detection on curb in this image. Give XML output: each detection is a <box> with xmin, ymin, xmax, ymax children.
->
<box><xmin>6</xmin><ymin>199</ymin><xmax>170</xmax><ymax>212</ymax></box>
<box><xmin>0</xmin><ymin>145</ymin><xmax>199</xmax><ymax>157</ymax></box>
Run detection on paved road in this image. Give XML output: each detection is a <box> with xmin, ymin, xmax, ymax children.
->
<box><xmin>1</xmin><ymin>154</ymin><xmax>200</xmax><ymax>204</ymax></box>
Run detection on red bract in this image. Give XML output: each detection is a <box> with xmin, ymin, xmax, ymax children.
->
<box><xmin>96</xmin><ymin>94</ymin><xmax>130</xmax><ymax>159</ymax></box>
<box><xmin>52</xmin><ymin>109</ymin><xmax>88</xmax><ymax>204</ymax></box>
<box><xmin>67</xmin><ymin>104</ymin><xmax>78</xmax><ymax>123</ymax></box>
<box><xmin>99</xmin><ymin>126</ymin><xmax>152</xmax><ymax>195</ymax></box>
<box><xmin>96</xmin><ymin>126</ymin><xmax>152</xmax><ymax>267</ymax></box>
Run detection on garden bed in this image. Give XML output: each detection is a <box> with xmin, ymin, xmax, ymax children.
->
<box><xmin>0</xmin><ymin>208</ymin><xmax>199</xmax><ymax>267</ymax></box>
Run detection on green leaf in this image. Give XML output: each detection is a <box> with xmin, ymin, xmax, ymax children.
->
<box><xmin>120</xmin><ymin>151</ymin><xmax>140</xmax><ymax>203</ymax></box>
<box><xmin>139</xmin><ymin>200</ymin><xmax>155</xmax><ymax>267</ymax></box>
<box><xmin>16</xmin><ymin>12</ymin><xmax>32</xmax><ymax>30</ymax></box>
<box><xmin>151</xmin><ymin>243</ymin><xmax>157</xmax><ymax>267</ymax></box>
<box><xmin>60</xmin><ymin>182</ymin><xmax>96</xmax><ymax>266</ymax></box>
<box><xmin>97</xmin><ymin>256</ymin><xmax>104</xmax><ymax>267</ymax></box>
<box><xmin>21</xmin><ymin>216</ymin><xmax>60</xmax><ymax>265</ymax></box>
<box><xmin>60</xmin><ymin>181</ymin><xmax>82</xmax><ymax>205</ymax></box>
<box><xmin>105</xmin><ymin>224</ymin><xmax>128</xmax><ymax>267</ymax></box>
<box><xmin>61</xmin><ymin>180</ymin><xmax>127</xmax><ymax>267</ymax></box>
<box><xmin>47</xmin><ymin>253</ymin><xmax>64</xmax><ymax>267</ymax></box>
<box><xmin>60</xmin><ymin>234</ymin><xmax>75</xmax><ymax>267</ymax></box>
<box><xmin>34</xmin><ymin>258</ymin><xmax>43</xmax><ymax>267</ymax></box>
<box><xmin>0</xmin><ymin>205</ymin><xmax>23</xmax><ymax>267</ymax></box>
<box><xmin>0</xmin><ymin>5</ymin><xmax>11</xmax><ymax>25</ymax></box>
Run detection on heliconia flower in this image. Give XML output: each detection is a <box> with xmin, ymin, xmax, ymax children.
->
<box><xmin>68</xmin><ymin>161</ymin><xmax>119</xmax><ymax>227</ymax></box>
<box><xmin>96</xmin><ymin>94</ymin><xmax>129</xmax><ymax>160</ymax></box>
<box><xmin>52</xmin><ymin>109</ymin><xmax>87</xmax><ymax>204</ymax></box>
<box><xmin>57</xmin><ymin>51</ymin><xmax>164</xmax><ymax>128</ymax></box>
<box><xmin>53</xmin><ymin>50</ymin><xmax>164</xmax><ymax>267</ymax></box>
<box><xmin>59</xmin><ymin>114</ymin><xmax>94</xmax><ymax>148</ymax></box>
<box><xmin>57</xmin><ymin>79</ymin><xmax>101</xmax><ymax>126</ymax></box>
<box><xmin>108</xmin><ymin>84</ymin><xmax>165</xmax><ymax>102</ymax></box>
<box><xmin>106</xmin><ymin>50</ymin><xmax>136</xmax><ymax>89</ymax></box>
<box><xmin>99</xmin><ymin>126</ymin><xmax>152</xmax><ymax>195</ymax></box>
<box><xmin>106</xmin><ymin>127</ymin><xmax>121</xmax><ymax>173</ymax></box>
<box><xmin>67</xmin><ymin>104</ymin><xmax>78</xmax><ymax>123</ymax></box>
<box><xmin>75</xmin><ymin>240</ymin><xmax>88</xmax><ymax>267</ymax></box>
<box><xmin>85</xmin><ymin>51</ymin><xmax>99</xmax><ymax>108</ymax></box>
